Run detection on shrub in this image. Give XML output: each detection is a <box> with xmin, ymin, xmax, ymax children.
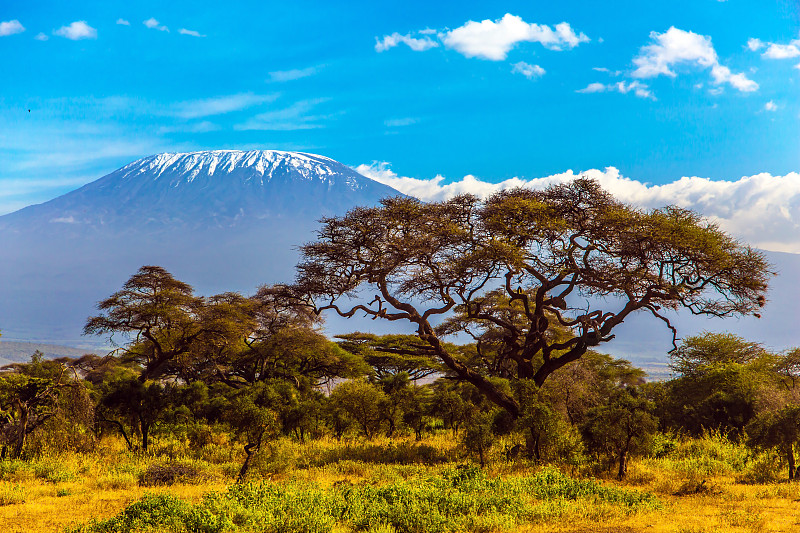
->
<box><xmin>138</xmin><ymin>462</ymin><xmax>202</xmax><ymax>487</ymax></box>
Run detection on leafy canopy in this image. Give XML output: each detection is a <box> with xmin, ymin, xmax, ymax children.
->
<box><xmin>295</xmin><ymin>179</ymin><xmax>771</xmax><ymax>417</ymax></box>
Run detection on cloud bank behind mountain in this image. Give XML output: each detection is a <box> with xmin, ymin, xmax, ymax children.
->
<box><xmin>356</xmin><ymin>164</ymin><xmax>800</xmax><ymax>254</ymax></box>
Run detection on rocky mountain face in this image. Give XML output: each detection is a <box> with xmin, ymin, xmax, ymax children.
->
<box><xmin>0</xmin><ymin>150</ymin><xmax>403</xmax><ymax>347</ymax></box>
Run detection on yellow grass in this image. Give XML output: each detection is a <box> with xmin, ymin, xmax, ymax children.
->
<box><xmin>2</xmin><ymin>434</ymin><xmax>800</xmax><ymax>532</ymax></box>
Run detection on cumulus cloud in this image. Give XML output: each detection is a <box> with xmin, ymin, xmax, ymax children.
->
<box><xmin>762</xmin><ymin>43</ymin><xmax>800</xmax><ymax>59</ymax></box>
<box><xmin>748</xmin><ymin>35</ymin><xmax>800</xmax><ymax>63</ymax></box>
<box><xmin>179</xmin><ymin>28</ymin><xmax>205</xmax><ymax>37</ymax></box>
<box><xmin>143</xmin><ymin>18</ymin><xmax>168</xmax><ymax>32</ymax></box>
<box><xmin>34</xmin><ymin>32</ymin><xmax>48</xmax><ymax>41</ymax></box>
<box><xmin>54</xmin><ymin>21</ymin><xmax>97</xmax><ymax>40</ymax></box>
<box><xmin>116</xmin><ymin>18</ymin><xmax>130</xmax><ymax>26</ymax></box>
<box><xmin>374</xmin><ymin>32</ymin><xmax>438</xmax><ymax>52</ymax></box>
<box><xmin>632</xmin><ymin>27</ymin><xmax>757</xmax><ymax>92</ymax></box>
<box><xmin>747</xmin><ymin>38</ymin><xmax>764</xmax><ymax>51</ymax></box>
<box><xmin>374</xmin><ymin>14</ymin><xmax>587</xmax><ymax>60</ymax></box>
<box><xmin>577</xmin><ymin>80</ymin><xmax>653</xmax><ymax>99</ymax></box>
<box><xmin>355</xmin><ymin>163</ymin><xmax>800</xmax><ymax>253</ymax></box>
<box><xmin>512</xmin><ymin>61</ymin><xmax>545</xmax><ymax>79</ymax></box>
<box><xmin>442</xmin><ymin>14</ymin><xmax>588</xmax><ymax>60</ymax></box>
<box><xmin>765</xmin><ymin>100</ymin><xmax>777</xmax><ymax>111</ymax></box>
<box><xmin>0</xmin><ymin>19</ymin><xmax>25</xmax><ymax>36</ymax></box>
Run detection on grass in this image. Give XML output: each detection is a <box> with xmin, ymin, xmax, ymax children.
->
<box><xmin>66</xmin><ymin>466</ymin><xmax>659</xmax><ymax>533</ymax></box>
<box><xmin>0</xmin><ymin>432</ymin><xmax>798</xmax><ymax>532</ymax></box>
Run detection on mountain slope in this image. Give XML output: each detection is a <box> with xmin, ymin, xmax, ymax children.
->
<box><xmin>0</xmin><ymin>150</ymin><xmax>397</xmax><ymax>234</ymax></box>
<box><xmin>0</xmin><ymin>150</ymin><xmax>403</xmax><ymax>345</ymax></box>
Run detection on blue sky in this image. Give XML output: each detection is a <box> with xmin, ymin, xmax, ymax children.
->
<box><xmin>1</xmin><ymin>0</ymin><xmax>799</xmax><ymax>225</ymax></box>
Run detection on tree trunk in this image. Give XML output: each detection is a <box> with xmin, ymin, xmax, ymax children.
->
<box><xmin>140</xmin><ymin>417</ymin><xmax>150</xmax><ymax>452</ymax></box>
<box><xmin>525</xmin><ymin>428</ymin><xmax>541</xmax><ymax>461</ymax></box>
<box><xmin>788</xmin><ymin>448</ymin><xmax>796</xmax><ymax>481</ymax></box>
<box><xmin>237</xmin><ymin>431</ymin><xmax>264</xmax><ymax>484</ymax></box>
<box><xmin>12</xmin><ymin>400</ymin><xmax>28</xmax><ymax>459</ymax></box>
<box><xmin>101</xmin><ymin>418</ymin><xmax>135</xmax><ymax>452</ymax></box>
<box><xmin>617</xmin><ymin>448</ymin><xmax>628</xmax><ymax>480</ymax></box>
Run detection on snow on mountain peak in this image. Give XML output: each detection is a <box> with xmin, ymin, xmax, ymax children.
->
<box><xmin>119</xmin><ymin>149</ymin><xmax>344</xmax><ymax>185</ymax></box>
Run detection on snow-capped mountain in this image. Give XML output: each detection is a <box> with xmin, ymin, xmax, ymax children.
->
<box><xmin>0</xmin><ymin>150</ymin><xmax>399</xmax><ymax>234</ymax></box>
<box><xmin>0</xmin><ymin>150</ymin><xmax>403</xmax><ymax>346</ymax></box>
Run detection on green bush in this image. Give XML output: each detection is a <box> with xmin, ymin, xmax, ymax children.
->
<box><xmin>71</xmin><ymin>466</ymin><xmax>660</xmax><ymax>533</ymax></box>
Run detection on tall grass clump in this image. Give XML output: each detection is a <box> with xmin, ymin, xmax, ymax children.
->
<box><xmin>644</xmin><ymin>430</ymin><xmax>751</xmax><ymax>476</ymax></box>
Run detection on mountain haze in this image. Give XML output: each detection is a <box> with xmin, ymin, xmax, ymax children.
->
<box><xmin>0</xmin><ymin>150</ymin><xmax>403</xmax><ymax>346</ymax></box>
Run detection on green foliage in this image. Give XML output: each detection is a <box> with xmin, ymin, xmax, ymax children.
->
<box><xmin>329</xmin><ymin>379</ymin><xmax>389</xmax><ymax>440</ymax></box>
<box><xmin>336</xmin><ymin>333</ymin><xmax>442</xmax><ymax>381</ymax></box>
<box><xmin>746</xmin><ymin>405</ymin><xmax>800</xmax><ymax>479</ymax></box>
<box><xmin>581</xmin><ymin>386</ymin><xmax>657</xmax><ymax>479</ymax></box>
<box><xmin>460</xmin><ymin>411</ymin><xmax>495</xmax><ymax>467</ymax></box>
<box><xmin>71</xmin><ymin>467</ymin><xmax>659</xmax><ymax>533</ymax></box>
<box><xmin>669</xmin><ymin>332</ymin><xmax>770</xmax><ymax>378</ymax></box>
<box><xmin>295</xmin><ymin>179</ymin><xmax>771</xmax><ymax>424</ymax></box>
<box><xmin>643</xmin><ymin>430</ymin><xmax>752</xmax><ymax>476</ymax></box>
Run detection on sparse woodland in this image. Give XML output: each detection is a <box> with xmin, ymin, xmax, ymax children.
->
<box><xmin>4</xmin><ymin>180</ymin><xmax>800</xmax><ymax>532</ymax></box>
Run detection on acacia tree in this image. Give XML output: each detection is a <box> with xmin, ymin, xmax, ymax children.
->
<box><xmin>84</xmin><ymin>266</ymin><xmax>209</xmax><ymax>381</ymax></box>
<box><xmin>294</xmin><ymin>179</ymin><xmax>771</xmax><ymax>420</ymax></box>
<box><xmin>0</xmin><ymin>353</ymin><xmax>82</xmax><ymax>459</ymax></box>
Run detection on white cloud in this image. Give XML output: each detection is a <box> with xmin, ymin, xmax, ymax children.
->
<box><xmin>179</xmin><ymin>28</ymin><xmax>205</xmax><ymax>38</ymax></box>
<box><xmin>384</xmin><ymin>117</ymin><xmax>418</xmax><ymax>127</ymax></box>
<box><xmin>765</xmin><ymin>100</ymin><xmax>777</xmax><ymax>111</ymax></box>
<box><xmin>158</xmin><ymin>120</ymin><xmax>219</xmax><ymax>134</ymax></box>
<box><xmin>577</xmin><ymin>80</ymin><xmax>653</xmax><ymax>99</ymax></box>
<box><xmin>577</xmin><ymin>82</ymin><xmax>607</xmax><ymax>93</ymax></box>
<box><xmin>116</xmin><ymin>18</ymin><xmax>130</xmax><ymax>26</ymax></box>
<box><xmin>34</xmin><ymin>32</ymin><xmax>48</xmax><ymax>41</ymax></box>
<box><xmin>268</xmin><ymin>66</ymin><xmax>319</xmax><ymax>82</ymax></box>
<box><xmin>0</xmin><ymin>19</ymin><xmax>25</xmax><ymax>36</ymax></box>
<box><xmin>234</xmin><ymin>99</ymin><xmax>334</xmax><ymax>131</ymax></box>
<box><xmin>441</xmin><ymin>13</ymin><xmax>588</xmax><ymax>60</ymax></box>
<box><xmin>632</xmin><ymin>27</ymin><xmax>757</xmax><ymax>92</ymax></box>
<box><xmin>143</xmin><ymin>18</ymin><xmax>168</xmax><ymax>32</ymax></box>
<box><xmin>511</xmin><ymin>61</ymin><xmax>545</xmax><ymax>79</ymax></box>
<box><xmin>54</xmin><ymin>21</ymin><xmax>97</xmax><ymax>40</ymax></box>
<box><xmin>762</xmin><ymin>43</ymin><xmax>800</xmax><ymax>59</ymax></box>
<box><xmin>356</xmin><ymin>163</ymin><xmax>800</xmax><ymax>253</ymax></box>
<box><xmin>709</xmin><ymin>64</ymin><xmax>759</xmax><ymax>92</ymax></box>
<box><xmin>747</xmin><ymin>38</ymin><xmax>764</xmax><ymax>51</ymax></box>
<box><xmin>593</xmin><ymin>67</ymin><xmax>622</xmax><ymax>76</ymax></box>
<box><xmin>375</xmin><ymin>32</ymin><xmax>438</xmax><ymax>52</ymax></box>
<box><xmin>172</xmin><ymin>93</ymin><xmax>277</xmax><ymax>119</ymax></box>
<box><xmin>50</xmin><ymin>216</ymin><xmax>77</xmax><ymax>224</ymax></box>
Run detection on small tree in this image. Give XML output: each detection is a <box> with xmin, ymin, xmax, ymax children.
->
<box><xmin>461</xmin><ymin>411</ymin><xmax>496</xmax><ymax>467</ymax></box>
<box><xmin>84</xmin><ymin>266</ymin><xmax>207</xmax><ymax>381</ymax></box>
<box><xmin>328</xmin><ymin>379</ymin><xmax>388</xmax><ymax>439</ymax></box>
<box><xmin>746</xmin><ymin>406</ymin><xmax>800</xmax><ymax>480</ymax></box>
<box><xmin>581</xmin><ymin>386</ymin><xmax>657</xmax><ymax>480</ymax></box>
<box><xmin>0</xmin><ymin>353</ymin><xmax>80</xmax><ymax>459</ymax></box>
<box><xmin>99</xmin><ymin>377</ymin><xmax>173</xmax><ymax>452</ymax></box>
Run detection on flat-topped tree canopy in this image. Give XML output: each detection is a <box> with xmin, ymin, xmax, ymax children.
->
<box><xmin>294</xmin><ymin>178</ymin><xmax>773</xmax><ymax>418</ymax></box>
